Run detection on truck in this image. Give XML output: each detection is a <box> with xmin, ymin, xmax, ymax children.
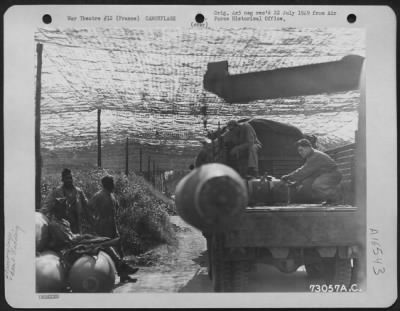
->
<box><xmin>175</xmin><ymin>55</ymin><xmax>366</xmax><ymax>292</ymax></box>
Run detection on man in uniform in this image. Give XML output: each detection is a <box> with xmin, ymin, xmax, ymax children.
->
<box><xmin>47</xmin><ymin>196</ymin><xmax>138</xmax><ymax>283</ymax></box>
<box><xmin>194</xmin><ymin>137</ymin><xmax>213</xmax><ymax>168</ymax></box>
<box><xmin>87</xmin><ymin>175</ymin><xmax>138</xmax><ymax>282</ymax></box>
<box><xmin>281</xmin><ymin>139</ymin><xmax>342</xmax><ymax>205</ymax></box>
<box><xmin>42</xmin><ymin>168</ymin><xmax>89</xmax><ymax>234</ymax></box>
<box><xmin>88</xmin><ymin>175</ymin><xmax>120</xmax><ymax>239</ymax></box>
<box><xmin>224</xmin><ymin>120</ymin><xmax>262</xmax><ymax>177</ymax></box>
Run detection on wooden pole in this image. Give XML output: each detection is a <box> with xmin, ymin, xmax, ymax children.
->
<box><xmin>156</xmin><ymin>165</ymin><xmax>159</xmax><ymax>190</ymax></box>
<box><xmin>97</xmin><ymin>109</ymin><xmax>102</xmax><ymax>167</ymax></box>
<box><xmin>147</xmin><ymin>156</ymin><xmax>151</xmax><ymax>181</ymax></box>
<box><xmin>152</xmin><ymin>160</ymin><xmax>156</xmax><ymax>185</ymax></box>
<box><xmin>163</xmin><ymin>171</ymin><xmax>168</xmax><ymax>195</ymax></box>
<box><xmin>35</xmin><ymin>43</ymin><xmax>43</xmax><ymax>210</ymax></box>
<box><xmin>160</xmin><ymin>169</ymin><xmax>162</xmax><ymax>192</ymax></box>
<box><xmin>139</xmin><ymin>148</ymin><xmax>143</xmax><ymax>173</ymax></box>
<box><xmin>125</xmin><ymin>137</ymin><xmax>129</xmax><ymax>176</ymax></box>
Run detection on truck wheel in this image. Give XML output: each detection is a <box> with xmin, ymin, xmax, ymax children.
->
<box><xmin>211</xmin><ymin>234</ymin><xmax>230</xmax><ymax>292</ymax></box>
<box><xmin>350</xmin><ymin>258</ymin><xmax>365</xmax><ymax>286</ymax></box>
<box><xmin>206</xmin><ymin>238</ymin><xmax>212</xmax><ymax>280</ymax></box>
<box><xmin>306</xmin><ymin>257</ymin><xmax>352</xmax><ymax>287</ymax></box>
<box><xmin>350</xmin><ymin>258</ymin><xmax>358</xmax><ymax>285</ymax></box>
<box><xmin>331</xmin><ymin>258</ymin><xmax>352</xmax><ymax>286</ymax></box>
<box><xmin>323</xmin><ymin>257</ymin><xmax>352</xmax><ymax>286</ymax></box>
<box><xmin>230</xmin><ymin>261</ymin><xmax>250</xmax><ymax>292</ymax></box>
<box><xmin>305</xmin><ymin>263</ymin><xmax>324</xmax><ymax>280</ymax></box>
<box><xmin>208</xmin><ymin>252</ymin><xmax>212</xmax><ymax>280</ymax></box>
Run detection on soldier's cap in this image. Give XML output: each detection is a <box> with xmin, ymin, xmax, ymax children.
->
<box><xmin>227</xmin><ymin>120</ymin><xmax>239</xmax><ymax>128</ymax></box>
<box><xmin>296</xmin><ymin>138</ymin><xmax>312</xmax><ymax>148</ymax></box>
<box><xmin>61</xmin><ymin>168</ymin><xmax>72</xmax><ymax>178</ymax></box>
<box><xmin>102</xmin><ymin>175</ymin><xmax>114</xmax><ymax>186</ymax></box>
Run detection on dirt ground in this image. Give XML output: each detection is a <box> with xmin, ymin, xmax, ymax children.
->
<box><xmin>113</xmin><ymin>215</ymin><xmax>315</xmax><ymax>293</ymax></box>
<box><xmin>113</xmin><ymin>216</ymin><xmax>207</xmax><ymax>293</ymax></box>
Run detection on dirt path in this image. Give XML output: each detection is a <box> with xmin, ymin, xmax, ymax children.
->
<box><xmin>113</xmin><ymin>216</ymin><xmax>315</xmax><ymax>293</ymax></box>
<box><xmin>113</xmin><ymin>216</ymin><xmax>207</xmax><ymax>293</ymax></box>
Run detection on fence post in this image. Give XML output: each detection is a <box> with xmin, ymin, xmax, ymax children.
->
<box><xmin>125</xmin><ymin>137</ymin><xmax>129</xmax><ymax>176</ymax></box>
<box><xmin>156</xmin><ymin>165</ymin><xmax>160</xmax><ymax>191</ymax></box>
<box><xmin>147</xmin><ymin>155</ymin><xmax>151</xmax><ymax>181</ymax></box>
<box><xmin>35</xmin><ymin>43</ymin><xmax>43</xmax><ymax>210</ymax></box>
<box><xmin>97</xmin><ymin>109</ymin><xmax>102</xmax><ymax>167</ymax></box>
<box><xmin>139</xmin><ymin>148</ymin><xmax>143</xmax><ymax>173</ymax></box>
<box><xmin>161</xmin><ymin>170</ymin><xmax>165</xmax><ymax>192</ymax></box>
<box><xmin>152</xmin><ymin>160</ymin><xmax>156</xmax><ymax>186</ymax></box>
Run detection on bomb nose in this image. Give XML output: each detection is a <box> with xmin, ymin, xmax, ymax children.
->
<box><xmin>175</xmin><ymin>163</ymin><xmax>248</xmax><ymax>231</ymax></box>
<box><xmin>194</xmin><ymin>168</ymin><xmax>248</xmax><ymax>224</ymax></box>
<box><xmin>216</xmin><ymin>194</ymin><xmax>228</xmax><ymax>205</ymax></box>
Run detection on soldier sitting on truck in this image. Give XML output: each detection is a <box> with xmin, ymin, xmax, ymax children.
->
<box><xmin>281</xmin><ymin>139</ymin><xmax>342</xmax><ymax>205</ymax></box>
<box><xmin>223</xmin><ymin>120</ymin><xmax>262</xmax><ymax>177</ymax></box>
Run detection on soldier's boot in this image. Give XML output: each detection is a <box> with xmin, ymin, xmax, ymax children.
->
<box><xmin>103</xmin><ymin>246</ymin><xmax>139</xmax><ymax>283</ymax></box>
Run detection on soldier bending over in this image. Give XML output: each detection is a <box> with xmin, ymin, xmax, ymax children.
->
<box><xmin>281</xmin><ymin>139</ymin><xmax>342</xmax><ymax>205</ymax></box>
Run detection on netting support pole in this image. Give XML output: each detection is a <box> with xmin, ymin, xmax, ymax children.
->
<box><xmin>156</xmin><ymin>165</ymin><xmax>159</xmax><ymax>191</ymax></box>
<box><xmin>125</xmin><ymin>137</ymin><xmax>129</xmax><ymax>176</ymax></box>
<box><xmin>35</xmin><ymin>43</ymin><xmax>43</xmax><ymax>211</ymax></box>
<box><xmin>139</xmin><ymin>148</ymin><xmax>143</xmax><ymax>173</ymax></box>
<box><xmin>152</xmin><ymin>160</ymin><xmax>156</xmax><ymax>186</ymax></box>
<box><xmin>147</xmin><ymin>155</ymin><xmax>151</xmax><ymax>181</ymax></box>
<box><xmin>97</xmin><ymin>109</ymin><xmax>102</xmax><ymax>168</ymax></box>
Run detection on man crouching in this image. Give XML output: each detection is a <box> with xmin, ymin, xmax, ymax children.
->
<box><xmin>281</xmin><ymin>139</ymin><xmax>342</xmax><ymax>205</ymax></box>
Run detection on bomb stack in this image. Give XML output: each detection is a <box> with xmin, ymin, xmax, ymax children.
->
<box><xmin>35</xmin><ymin>212</ymin><xmax>117</xmax><ymax>293</ymax></box>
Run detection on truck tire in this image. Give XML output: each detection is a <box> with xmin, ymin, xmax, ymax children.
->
<box><xmin>206</xmin><ymin>238</ymin><xmax>212</xmax><ymax>280</ymax></box>
<box><xmin>229</xmin><ymin>261</ymin><xmax>250</xmax><ymax>292</ymax></box>
<box><xmin>306</xmin><ymin>257</ymin><xmax>352</xmax><ymax>286</ymax></box>
<box><xmin>208</xmin><ymin>251</ymin><xmax>212</xmax><ymax>280</ymax></box>
<box><xmin>351</xmin><ymin>258</ymin><xmax>363</xmax><ymax>286</ymax></box>
<box><xmin>211</xmin><ymin>234</ymin><xmax>231</xmax><ymax>292</ymax></box>
<box><xmin>330</xmin><ymin>257</ymin><xmax>352</xmax><ymax>286</ymax></box>
<box><xmin>350</xmin><ymin>258</ymin><xmax>357</xmax><ymax>284</ymax></box>
<box><xmin>305</xmin><ymin>263</ymin><xmax>324</xmax><ymax>280</ymax></box>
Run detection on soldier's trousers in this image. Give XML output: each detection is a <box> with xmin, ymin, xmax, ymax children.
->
<box><xmin>296</xmin><ymin>171</ymin><xmax>342</xmax><ymax>203</ymax></box>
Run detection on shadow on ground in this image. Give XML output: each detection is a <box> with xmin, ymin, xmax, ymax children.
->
<box><xmin>180</xmin><ymin>251</ymin><xmax>312</xmax><ymax>293</ymax></box>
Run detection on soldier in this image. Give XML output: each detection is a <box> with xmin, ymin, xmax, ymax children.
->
<box><xmin>47</xmin><ymin>197</ymin><xmax>138</xmax><ymax>283</ymax></box>
<box><xmin>87</xmin><ymin>175</ymin><xmax>138</xmax><ymax>282</ymax></box>
<box><xmin>224</xmin><ymin>120</ymin><xmax>262</xmax><ymax>177</ymax></box>
<box><xmin>281</xmin><ymin>139</ymin><xmax>342</xmax><ymax>205</ymax></box>
<box><xmin>194</xmin><ymin>137</ymin><xmax>213</xmax><ymax>168</ymax></box>
<box><xmin>41</xmin><ymin>168</ymin><xmax>89</xmax><ymax>234</ymax></box>
<box><xmin>88</xmin><ymin>175</ymin><xmax>120</xmax><ymax>239</ymax></box>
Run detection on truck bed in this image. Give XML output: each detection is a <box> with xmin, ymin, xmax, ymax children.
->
<box><xmin>224</xmin><ymin>204</ymin><xmax>363</xmax><ymax>248</ymax></box>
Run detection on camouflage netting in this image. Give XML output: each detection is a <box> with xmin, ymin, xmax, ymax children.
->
<box><xmin>35</xmin><ymin>27</ymin><xmax>365</xmax><ymax>170</ymax></box>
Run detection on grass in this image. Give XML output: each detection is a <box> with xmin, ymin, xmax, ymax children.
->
<box><xmin>40</xmin><ymin>168</ymin><xmax>177</xmax><ymax>255</ymax></box>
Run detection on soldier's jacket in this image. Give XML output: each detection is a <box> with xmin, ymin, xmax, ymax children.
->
<box><xmin>41</xmin><ymin>185</ymin><xmax>88</xmax><ymax>234</ymax></box>
<box><xmin>195</xmin><ymin>147</ymin><xmax>213</xmax><ymax>167</ymax></box>
<box><xmin>236</xmin><ymin>122</ymin><xmax>262</xmax><ymax>169</ymax></box>
<box><xmin>287</xmin><ymin>149</ymin><xmax>339</xmax><ymax>182</ymax></box>
<box><xmin>238</xmin><ymin>122</ymin><xmax>262</xmax><ymax>149</ymax></box>
<box><xmin>88</xmin><ymin>189</ymin><xmax>120</xmax><ymax>239</ymax></box>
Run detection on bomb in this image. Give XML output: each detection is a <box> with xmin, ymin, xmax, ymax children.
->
<box><xmin>175</xmin><ymin>163</ymin><xmax>248</xmax><ymax>232</ymax></box>
<box><xmin>36</xmin><ymin>251</ymin><xmax>67</xmax><ymax>292</ymax></box>
<box><xmin>35</xmin><ymin>212</ymin><xmax>49</xmax><ymax>252</ymax></box>
<box><xmin>68</xmin><ymin>251</ymin><xmax>117</xmax><ymax>292</ymax></box>
<box><xmin>247</xmin><ymin>176</ymin><xmax>289</xmax><ymax>206</ymax></box>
